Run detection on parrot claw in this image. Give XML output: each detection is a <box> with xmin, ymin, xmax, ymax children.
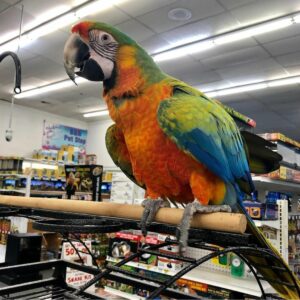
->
<box><xmin>140</xmin><ymin>198</ymin><xmax>170</xmax><ymax>236</ymax></box>
<box><xmin>177</xmin><ymin>200</ymin><xmax>232</xmax><ymax>254</ymax></box>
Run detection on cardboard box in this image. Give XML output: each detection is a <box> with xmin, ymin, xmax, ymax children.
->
<box><xmin>108</xmin><ymin>231</ymin><xmax>140</xmax><ymax>260</ymax></box>
<box><xmin>259</xmin><ymin>132</ymin><xmax>300</xmax><ymax>149</ymax></box>
<box><xmin>268</xmin><ymin>166</ymin><xmax>293</xmax><ymax>181</ymax></box>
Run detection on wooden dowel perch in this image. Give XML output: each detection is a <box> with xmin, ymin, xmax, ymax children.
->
<box><xmin>0</xmin><ymin>195</ymin><xmax>247</xmax><ymax>234</ymax></box>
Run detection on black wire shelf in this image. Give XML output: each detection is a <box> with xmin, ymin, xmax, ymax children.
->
<box><xmin>0</xmin><ymin>205</ymin><xmax>297</xmax><ymax>299</ymax></box>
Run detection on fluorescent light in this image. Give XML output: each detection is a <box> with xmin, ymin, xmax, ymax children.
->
<box><xmin>293</xmin><ymin>13</ymin><xmax>300</xmax><ymax>23</ymax></box>
<box><xmin>24</xmin><ymin>5</ymin><xmax>71</xmax><ymax>31</ymax></box>
<box><xmin>83</xmin><ymin>110</ymin><xmax>109</xmax><ymax>118</ymax></box>
<box><xmin>205</xmin><ymin>76</ymin><xmax>300</xmax><ymax>98</ymax></box>
<box><xmin>152</xmin><ymin>14</ymin><xmax>297</xmax><ymax>61</ymax></box>
<box><xmin>214</xmin><ymin>18</ymin><xmax>292</xmax><ymax>45</ymax></box>
<box><xmin>28</xmin><ymin>13</ymin><xmax>78</xmax><ymax>40</ymax></box>
<box><xmin>268</xmin><ymin>76</ymin><xmax>300</xmax><ymax>87</ymax></box>
<box><xmin>153</xmin><ymin>40</ymin><xmax>214</xmax><ymax>62</ymax></box>
<box><xmin>75</xmin><ymin>0</ymin><xmax>113</xmax><ymax>18</ymax></box>
<box><xmin>0</xmin><ymin>0</ymin><xmax>128</xmax><ymax>49</ymax></box>
<box><xmin>15</xmin><ymin>77</ymin><xmax>88</xmax><ymax>99</ymax></box>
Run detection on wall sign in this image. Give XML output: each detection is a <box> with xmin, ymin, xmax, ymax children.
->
<box><xmin>42</xmin><ymin>121</ymin><xmax>88</xmax><ymax>152</ymax></box>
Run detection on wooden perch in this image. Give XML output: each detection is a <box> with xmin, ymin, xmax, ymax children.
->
<box><xmin>0</xmin><ymin>195</ymin><xmax>247</xmax><ymax>234</ymax></box>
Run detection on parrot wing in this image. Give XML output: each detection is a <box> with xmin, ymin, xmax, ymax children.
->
<box><xmin>157</xmin><ymin>88</ymin><xmax>252</xmax><ymax>187</ymax></box>
<box><xmin>105</xmin><ymin>124</ymin><xmax>144</xmax><ymax>188</ymax></box>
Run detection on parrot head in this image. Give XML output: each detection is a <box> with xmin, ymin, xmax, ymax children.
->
<box><xmin>64</xmin><ymin>21</ymin><xmax>163</xmax><ymax>90</ymax></box>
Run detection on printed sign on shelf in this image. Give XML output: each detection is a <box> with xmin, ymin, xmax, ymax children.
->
<box><xmin>61</xmin><ymin>241</ymin><xmax>94</xmax><ymax>287</ymax></box>
<box><xmin>42</xmin><ymin>121</ymin><xmax>88</xmax><ymax>152</ymax></box>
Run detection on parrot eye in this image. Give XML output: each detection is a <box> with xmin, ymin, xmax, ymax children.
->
<box><xmin>101</xmin><ymin>34</ymin><xmax>110</xmax><ymax>43</ymax></box>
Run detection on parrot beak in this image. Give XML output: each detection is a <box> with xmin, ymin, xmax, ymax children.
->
<box><xmin>64</xmin><ymin>33</ymin><xmax>104</xmax><ymax>83</ymax></box>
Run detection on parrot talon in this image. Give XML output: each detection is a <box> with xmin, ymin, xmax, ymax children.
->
<box><xmin>177</xmin><ymin>200</ymin><xmax>232</xmax><ymax>254</ymax></box>
<box><xmin>140</xmin><ymin>199</ymin><xmax>170</xmax><ymax>236</ymax></box>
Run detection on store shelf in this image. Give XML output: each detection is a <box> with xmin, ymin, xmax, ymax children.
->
<box><xmin>23</xmin><ymin>158</ymin><xmax>66</xmax><ymax>166</ymax></box>
<box><xmin>0</xmin><ymin>173</ymin><xmax>29</xmax><ymax>178</ymax></box>
<box><xmin>104</xmin><ymin>286</ymin><xmax>145</xmax><ymax>300</ymax></box>
<box><xmin>0</xmin><ymin>189</ymin><xmax>26</xmax><ymax>194</ymax></box>
<box><xmin>182</xmin><ymin>268</ymin><xmax>274</xmax><ymax>297</ymax></box>
<box><xmin>254</xmin><ymin>219</ymin><xmax>280</xmax><ymax>230</ymax></box>
<box><xmin>252</xmin><ymin>176</ymin><xmax>300</xmax><ymax>193</ymax></box>
<box><xmin>106</xmin><ymin>257</ymin><xmax>273</xmax><ymax>297</ymax></box>
<box><xmin>106</xmin><ymin>256</ymin><xmax>177</xmax><ymax>276</ymax></box>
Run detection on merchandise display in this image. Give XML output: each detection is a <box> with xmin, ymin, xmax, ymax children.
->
<box><xmin>1</xmin><ymin>1</ymin><xmax>300</xmax><ymax>299</ymax></box>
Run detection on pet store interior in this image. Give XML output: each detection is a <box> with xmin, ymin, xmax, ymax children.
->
<box><xmin>0</xmin><ymin>0</ymin><xmax>300</xmax><ymax>299</ymax></box>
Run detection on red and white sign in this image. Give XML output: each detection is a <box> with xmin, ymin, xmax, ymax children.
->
<box><xmin>62</xmin><ymin>241</ymin><xmax>94</xmax><ymax>287</ymax></box>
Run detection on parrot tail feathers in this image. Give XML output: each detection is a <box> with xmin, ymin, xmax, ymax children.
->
<box><xmin>237</xmin><ymin>202</ymin><xmax>300</xmax><ymax>299</ymax></box>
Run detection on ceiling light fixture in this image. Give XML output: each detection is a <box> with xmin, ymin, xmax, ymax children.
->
<box><xmin>205</xmin><ymin>75</ymin><xmax>300</xmax><ymax>97</ymax></box>
<box><xmin>14</xmin><ymin>77</ymin><xmax>88</xmax><ymax>99</ymax></box>
<box><xmin>0</xmin><ymin>0</ymin><xmax>127</xmax><ymax>51</ymax></box>
<box><xmin>83</xmin><ymin>110</ymin><xmax>109</xmax><ymax>118</ymax></box>
<box><xmin>153</xmin><ymin>12</ymin><xmax>300</xmax><ymax>62</ymax></box>
<box><xmin>154</xmin><ymin>40</ymin><xmax>214</xmax><ymax>62</ymax></box>
<box><xmin>167</xmin><ymin>8</ymin><xmax>192</xmax><ymax>21</ymax></box>
<box><xmin>214</xmin><ymin>18</ymin><xmax>292</xmax><ymax>45</ymax></box>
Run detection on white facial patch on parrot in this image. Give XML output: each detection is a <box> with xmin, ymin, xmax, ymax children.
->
<box><xmin>90</xmin><ymin>48</ymin><xmax>114</xmax><ymax>80</ymax></box>
<box><xmin>88</xmin><ymin>30</ymin><xmax>118</xmax><ymax>80</ymax></box>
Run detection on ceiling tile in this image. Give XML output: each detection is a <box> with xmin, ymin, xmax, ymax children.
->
<box><xmin>229</xmin><ymin>0</ymin><xmax>300</xmax><ymax>26</ymax></box>
<box><xmin>139</xmin><ymin>35</ymin><xmax>171</xmax><ymax>54</ymax></box>
<box><xmin>191</xmin><ymin>38</ymin><xmax>257</xmax><ymax>60</ymax></box>
<box><xmin>116</xmin><ymin>0</ymin><xmax>177</xmax><ymax>17</ymax></box>
<box><xmin>28</xmin><ymin>30</ymin><xmax>70</xmax><ymax>65</ymax></box>
<box><xmin>276</xmin><ymin>52</ymin><xmax>300</xmax><ymax>67</ymax></box>
<box><xmin>215</xmin><ymin>58</ymin><xmax>288</xmax><ymax>84</ymax></box>
<box><xmin>255</xmin><ymin>23</ymin><xmax>300</xmax><ymax>44</ymax></box>
<box><xmin>137</xmin><ymin>0</ymin><xmax>225</xmax><ymax>33</ymax></box>
<box><xmin>21</xmin><ymin>56</ymin><xmax>66</xmax><ymax>83</ymax></box>
<box><xmin>181</xmin><ymin>70</ymin><xmax>222</xmax><ymax>86</ymax></box>
<box><xmin>263</xmin><ymin>35</ymin><xmax>300</xmax><ymax>56</ymax></box>
<box><xmin>201</xmin><ymin>45</ymin><xmax>270</xmax><ymax>69</ymax></box>
<box><xmin>218</xmin><ymin>0</ymin><xmax>257</xmax><ymax>10</ymax></box>
<box><xmin>116</xmin><ymin>19</ymin><xmax>155</xmax><ymax>42</ymax></box>
<box><xmin>160</xmin><ymin>12</ymin><xmax>240</xmax><ymax>46</ymax></box>
<box><xmin>284</xmin><ymin>65</ymin><xmax>300</xmax><ymax>76</ymax></box>
<box><xmin>199</xmin><ymin>80</ymin><xmax>233</xmax><ymax>92</ymax></box>
<box><xmin>89</xmin><ymin>6</ymin><xmax>130</xmax><ymax>25</ymax></box>
<box><xmin>158</xmin><ymin>56</ymin><xmax>202</xmax><ymax>76</ymax></box>
<box><xmin>22</xmin><ymin>0</ymin><xmax>73</xmax><ymax>19</ymax></box>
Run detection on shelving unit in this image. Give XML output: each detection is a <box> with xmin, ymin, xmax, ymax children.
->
<box><xmin>106</xmin><ymin>256</ymin><xmax>274</xmax><ymax>297</ymax></box>
<box><xmin>253</xmin><ymin>176</ymin><xmax>300</xmax><ymax>194</ymax></box>
<box><xmin>0</xmin><ymin>174</ymin><xmax>31</xmax><ymax>197</ymax></box>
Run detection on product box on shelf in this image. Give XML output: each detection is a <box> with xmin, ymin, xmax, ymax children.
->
<box><xmin>107</xmin><ymin>231</ymin><xmax>140</xmax><ymax>261</ymax></box>
<box><xmin>65</xmin><ymin>165</ymin><xmax>103</xmax><ymax>201</ymax></box>
<box><xmin>139</xmin><ymin>233</ymin><xmax>160</xmax><ymax>265</ymax></box>
<box><xmin>259</xmin><ymin>132</ymin><xmax>300</xmax><ymax>149</ymax></box>
<box><xmin>243</xmin><ymin>201</ymin><xmax>265</xmax><ymax>220</ymax></box>
<box><xmin>175</xmin><ymin>278</ymin><xmax>235</xmax><ymax>299</ymax></box>
<box><xmin>267</xmin><ymin>166</ymin><xmax>293</xmax><ymax>181</ymax></box>
<box><xmin>157</xmin><ymin>233</ymin><xmax>184</xmax><ymax>272</ymax></box>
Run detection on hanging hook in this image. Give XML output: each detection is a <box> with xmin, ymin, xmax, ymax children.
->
<box><xmin>0</xmin><ymin>51</ymin><xmax>22</xmax><ymax>94</ymax></box>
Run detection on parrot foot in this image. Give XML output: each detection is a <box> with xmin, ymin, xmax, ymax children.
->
<box><xmin>140</xmin><ymin>198</ymin><xmax>170</xmax><ymax>236</ymax></box>
<box><xmin>177</xmin><ymin>200</ymin><xmax>232</xmax><ymax>253</ymax></box>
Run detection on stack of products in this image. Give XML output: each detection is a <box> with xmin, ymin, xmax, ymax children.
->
<box><xmin>288</xmin><ymin>215</ymin><xmax>300</xmax><ymax>278</ymax></box>
<box><xmin>0</xmin><ymin>157</ymin><xmax>23</xmax><ymax>174</ymax></box>
<box><xmin>0</xmin><ymin>218</ymin><xmax>11</xmax><ymax>245</ymax></box>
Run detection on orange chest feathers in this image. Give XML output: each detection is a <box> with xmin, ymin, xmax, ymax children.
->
<box><xmin>105</xmin><ymin>83</ymin><xmax>203</xmax><ymax>197</ymax></box>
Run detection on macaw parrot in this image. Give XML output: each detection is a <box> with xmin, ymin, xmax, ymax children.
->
<box><xmin>63</xmin><ymin>21</ymin><xmax>299</xmax><ymax>299</ymax></box>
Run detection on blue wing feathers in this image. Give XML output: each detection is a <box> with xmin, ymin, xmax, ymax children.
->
<box><xmin>158</xmin><ymin>93</ymin><xmax>252</xmax><ymax>188</ymax></box>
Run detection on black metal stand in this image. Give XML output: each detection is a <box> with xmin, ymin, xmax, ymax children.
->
<box><xmin>0</xmin><ymin>206</ymin><xmax>298</xmax><ymax>299</ymax></box>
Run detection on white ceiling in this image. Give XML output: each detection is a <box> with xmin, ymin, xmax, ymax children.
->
<box><xmin>0</xmin><ymin>0</ymin><xmax>300</xmax><ymax>140</ymax></box>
